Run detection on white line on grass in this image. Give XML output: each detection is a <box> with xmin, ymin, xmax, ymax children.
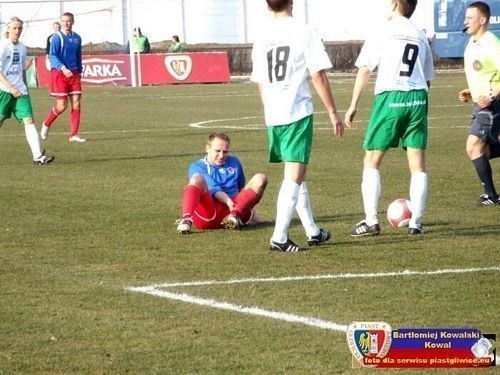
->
<box><xmin>0</xmin><ymin>122</ymin><xmax>470</xmax><ymax>139</ymax></box>
<box><xmin>129</xmin><ymin>287</ymin><xmax>349</xmax><ymax>332</ymax></box>
<box><xmin>188</xmin><ymin>111</ymin><xmax>469</xmax><ymax>130</ymax></box>
<box><xmin>126</xmin><ymin>266</ymin><xmax>500</xmax><ymax>333</ymax></box>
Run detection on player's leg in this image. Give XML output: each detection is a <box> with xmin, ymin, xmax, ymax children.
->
<box><xmin>363</xmin><ymin>150</ymin><xmax>385</xmax><ymax>223</ymax></box>
<box><xmin>276</xmin><ymin>116</ymin><xmax>325</xmax><ymax>242</ymax></box>
<box><xmin>488</xmin><ymin>100</ymin><xmax>500</xmax><ymax>159</ymax></box>
<box><xmin>351</xmin><ymin>92</ymin><xmax>400</xmax><ymax>237</ymax></box>
<box><xmin>41</xmin><ymin>96</ymin><xmax>67</xmax><ymax>140</ymax></box>
<box><xmin>466</xmin><ymin>105</ymin><xmax>499</xmax><ymax>204</ymax></box>
<box><xmin>295</xmin><ymin>180</ymin><xmax>331</xmax><ymax>246</ymax></box>
<box><xmin>273</xmin><ymin>161</ymin><xmax>305</xmax><ymax>242</ymax></box>
<box><xmin>403</xmin><ymin>90</ymin><xmax>429</xmax><ymax>232</ymax></box>
<box><xmin>15</xmin><ymin>95</ymin><xmax>54</xmax><ymax>165</ymax></box>
<box><xmin>280</xmin><ymin>115</ymin><xmax>330</xmax><ymax>246</ymax></box>
<box><xmin>406</xmin><ymin>148</ymin><xmax>427</xmax><ymax>233</ymax></box>
<box><xmin>69</xmin><ymin>94</ymin><xmax>83</xmax><ymax>140</ymax></box>
<box><xmin>68</xmin><ymin>75</ymin><xmax>85</xmax><ymax>142</ymax></box>
<box><xmin>177</xmin><ymin>173</ymin><xmax>208</xmax><ymax>233</ymax></box>
<box><xmin>41</xmin><ymin>70</ymin><xmax>69</xmax><ymax>140</ymax></box>
<box><xmin>268</xmin><ymin>117</ymin><xmax>320</xmax><ymax>251</ymax></box>
<box><xmin>269</xmin><ymin>161</ymin><xmax>303</xmax><ymax>251</ymax></box>
<box><xmin>265</xmin><ymin>124</ymin><xmax>302</xmax><ymax>250</ymax></box>
<box><xmin>224</xmin><ymin>173</ymin><xmax>267</xmax><ymax>228</ymax></box>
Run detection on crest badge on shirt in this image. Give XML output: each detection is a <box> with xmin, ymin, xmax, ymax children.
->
<box><xmin>472</xmin><ymin>60</ymin><xmax>483</xmax><ymax>71</ymax></box>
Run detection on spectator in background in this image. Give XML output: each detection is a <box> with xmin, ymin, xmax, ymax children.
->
<box><xmin>41</xmin><ymin>11</ymin><xmax>85</xmax><ymax>143</ymax></box>
<box><xmin>45</xmin><ymin>22</ymin><xmax>61</xmax><ymax>56</ymax></box>
<box><xmin>168</xmin><ymin>35</ymin><xmax>185</xmax><ymax>53</ymax></box>
<box><xmin>45</xmin><ymin>22</ymin><xmax>60</xmax><ymax>70</ymax></box>
<box><xmin>0</xmin><ymin>16</ymin><xmax>54</xmax><ymax>165</ymax></box>
<box><xmin>128</xmin><ymin>27</ymin><xmax>150</xmax><ymax>54</ymax></box>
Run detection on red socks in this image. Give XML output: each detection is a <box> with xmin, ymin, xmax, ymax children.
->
<box><xmin>181</xmin><ymin>185</ymin><xmax>202</xmax><ymax>217</ymax></box>
<box><xmin>233</xmin><ymin>188</ymin><xmax>260</xmax><ymax>217</ymax></box>
<box><xmin>44</xmin><ymin>108</ymin><xmax>81</xmax><ymax>137</ymax></box>
<box><xmin>44</xmin><ymin>107</ymin><xmax>61</xmax><ymax>127</ymax></box>
<box><xmin>70</xmin><ymin>109</ymin><xmax>81</xmax><ymax>137</ymax></box>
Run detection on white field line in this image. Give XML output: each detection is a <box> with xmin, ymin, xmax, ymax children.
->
<box><xmin>0</xmin><ymin>107</ymin><xmax>469</xmax><ymax>139</ymax></box>
<box><xmin>0</xmin><ymin>121</ymin><xmax>470</xmax><ymax>139</ymax></box>
<box><xmin>129</xmin><ymin>287</ymin><xmax>349</xmax><ymax>332</ymax></box>
<box><xmin>126</xmin><ymin>266</ymin><xmax>500</xmax><ymax>334</ymax></box>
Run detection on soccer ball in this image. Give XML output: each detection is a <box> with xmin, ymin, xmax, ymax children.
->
<box><xmin>387</xmin><ymin>199</ymin><xmax>412</xmax><ymax>228</ymax></box>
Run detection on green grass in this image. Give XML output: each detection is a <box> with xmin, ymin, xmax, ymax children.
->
<box><xmin>0</xmin><ymin>72</ymin><xmax>499</xmax><ymax>374</ymax></box>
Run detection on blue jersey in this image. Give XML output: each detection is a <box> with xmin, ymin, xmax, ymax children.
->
<box><xmin>49</xmin><ymin>31</ymin><xmax>82</xmax><ymax>73</ymax></box>
<box><xmin>188</xmin><ymin>155</ymin><xmax>246</xmax><ymax>198</ymax></box>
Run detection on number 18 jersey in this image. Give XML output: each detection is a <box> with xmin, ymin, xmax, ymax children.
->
<box><xmin>356</xmin><ymin>16</ymin><xmax>434</xmax><ymax>95</ymax></box>
<box><xmin>251</xmin><ymin>17</ymin><xmax>332</xmax><ymax>126</ymax></box>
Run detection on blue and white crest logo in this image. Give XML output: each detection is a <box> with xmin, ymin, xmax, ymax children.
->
<box><xmin>347</xmin><ymin>322</ymin><xmax>392</xmax><ymax>367</ymax></box>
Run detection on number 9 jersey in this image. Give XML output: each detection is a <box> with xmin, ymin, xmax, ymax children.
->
<box><xmin>250</xmin><ymin>17</ymin><xmax>332</xmax><ymax>126</ymax></box>
<box><xmin>356</xmin><ymin>16</ymin><xmax>434</xmax><ymax>95</ymax></box>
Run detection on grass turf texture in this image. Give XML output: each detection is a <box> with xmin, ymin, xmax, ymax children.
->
<box><xmin>0</xmin><ymin>72</ymin><xmax>499</xmax><ymax>374</ymax></box>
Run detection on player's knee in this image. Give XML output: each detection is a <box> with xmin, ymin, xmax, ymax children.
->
<box><xmin>188</xmin><ymin>173</ymin><xmax>206</xmax><ymax>188</ymax></box>
<box><xmin>252</xmin><ymin>173</ymin><xmax>268</xmax><ymax>189</ymax></box>
<box><xmin>465</xmin><ymin>142</ymin><xmax>484</xmax><ymax>159</ymax></box>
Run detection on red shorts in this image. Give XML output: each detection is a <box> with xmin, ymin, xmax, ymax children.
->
<box><xmin>50</xmin><ymin>69</ymin><xmax>82</xmax><ymax>97</ymax></box>
<box><xmin>193</xmin><ymin>191</ymin><xmax>253</xmax><ymax>230</ymax></box>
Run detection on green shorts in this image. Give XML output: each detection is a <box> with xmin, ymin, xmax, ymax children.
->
<box><xmin>267</xmin><ymin>115</ymin><xmax>313</xmax><ymax>164</ymax></box>
<box><xmin>0</xmin><ymin>91</ymin><xmax>33</xmax><ymax>125</ymax></box>
<box><xmin>363</xmin><ymin>90</ymin><xmax>428</xmax><ymax>151</ymax></box>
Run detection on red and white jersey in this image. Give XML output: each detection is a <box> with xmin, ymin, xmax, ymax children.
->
<box><xmin>356</xmin><ymin>16</ymin><xmax>434</xmax><ymax>95</ymax></box>
<box><xmin>251</xmin><ymin>17</ymin><xmax>332</xmax><ymax>126</ymax></box>
<box><xmin>0</xmin><ymin>38</ymin><xmax>27</xmax><ymax>95</ymax></box>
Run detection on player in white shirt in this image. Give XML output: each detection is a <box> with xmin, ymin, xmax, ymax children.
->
<box><xmin>0</xmin><ymin>17</ymin><xmax>54</xmax><ymax>165</ymax></box>
<box><xmin>251</xmin><ymin>0</ymin><xmax>344</xmax><ymax>252</ymax></box>
<box><xmin>345</xmin><ymin>0</ymin><xmax>434</xmax><ymax>236</ymax></box>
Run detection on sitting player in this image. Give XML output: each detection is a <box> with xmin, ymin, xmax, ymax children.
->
<box><xmin>176</xmin><ymin>132</ymin><xmax>268</xmax><ymax>234</ymax></box>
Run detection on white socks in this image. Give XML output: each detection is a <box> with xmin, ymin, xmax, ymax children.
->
<box><xmin>362</xmin><ymin>168</ymin><xmax>381</xmax><ymax>225</ymax></box>
<box><xmin>409</xmin><ymin>172</ymin><xmax>428</xmax><ymax>227</ymax></box>
<box><xmin>361</xmin><ymin>168</ymin><xmax>427</xmax><ymax>228</ymax></box>
<box><xmin>272</xmin><ymin>179</ymin><xmax>299</xmax><ymax>244</ymax></box>
<box><xmin>24</xmin><ymin>123</ymin><xmax>42</xmax><ymax>159</ymax></box>
<box><xmin>295</xmin><ymin>182</ymin><xmax>320</xmax><ymax>237</ymax></box>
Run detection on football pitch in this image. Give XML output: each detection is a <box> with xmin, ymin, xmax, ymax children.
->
<box><xmin>1</xmin><ymin>72</ymin><xmax>499</xmax><ymax>374</ymax></box>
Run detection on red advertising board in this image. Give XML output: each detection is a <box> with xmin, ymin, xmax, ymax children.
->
<box><xmin>35</xmin><ymin>52</ymin><xmax>230</xmax><ymax>87</ymax></box>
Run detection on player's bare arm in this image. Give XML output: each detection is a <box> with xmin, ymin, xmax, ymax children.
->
<box><xmin>345</xmin><ymin>66</ymin><xmax>371</xmax><ymax>127</ymax></box>
<box><xmin>310</xmin><ymin>70</ymin><xmax>344</xmax><ymax>137</ymax></box>
<box><xmin>0</xmin><ymin>72</ymin><xmax>21</xmax><ymax>98</ymax></box>
<box><xmin>214</xmin><ymin>191</ymin><xmax>235</xmax><ymax>211</ymax></box>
